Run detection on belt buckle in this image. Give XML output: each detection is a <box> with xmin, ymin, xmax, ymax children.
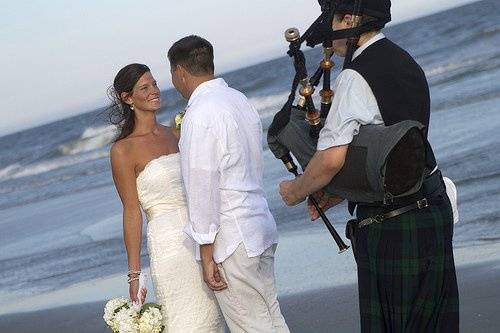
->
<box><xmin>358</xmin><ymin>215</ymin><xmax>383</xmax><ymax>228</ymax></box>
<box><xmin>417</xmin><ymin>198</ymin><xmax>429</xmax><ymax>209</ymax></box>
<box><xmin>383</xmin><ymin>192</ymin><xmax>394</xmax><ymax>205</ymax></box>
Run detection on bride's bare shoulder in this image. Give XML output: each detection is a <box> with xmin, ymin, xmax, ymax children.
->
<box><xmin>110</xmin><ymin>138</ymin><xmax>135</xmax><ymax>164</ymax></box>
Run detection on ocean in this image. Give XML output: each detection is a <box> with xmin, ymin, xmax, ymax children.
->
<box><xmin>1</xmin><ymin>0</ymin><xmax>499</xmax><ymax>312</ymax></box>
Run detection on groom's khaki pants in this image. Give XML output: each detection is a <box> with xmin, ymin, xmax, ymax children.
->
<box><xmin>216</xmin><ymin>243</ymin><xmax>289</xmax><ymax>333</ymax></box>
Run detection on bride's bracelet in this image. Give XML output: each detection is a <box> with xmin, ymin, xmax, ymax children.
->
<box><xmin>127</xmin><ymin>276</ymin><xmax>140</xmax><ymax>284</ymax></box>
<box><xmin>127</xmin><ymin>270</ymin><xmax>141</xmax><ymax>277</ymax></box>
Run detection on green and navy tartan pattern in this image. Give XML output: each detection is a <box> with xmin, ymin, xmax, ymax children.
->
<box><xmin>352</xmin><ymin>197</ymin><xmax>459</xmax><ymax>332</ymax></box>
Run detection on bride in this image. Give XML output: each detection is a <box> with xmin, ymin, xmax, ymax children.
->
<box><xmin>108</xmin><ymin>63</ymin><xmax>223</xmax><ymax>332</ymax></box>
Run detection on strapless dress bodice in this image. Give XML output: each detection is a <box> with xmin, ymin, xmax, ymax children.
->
<box><xmin>136</xmin><ymin>153</ymin><xmax>187</xmax><ymax>221</ymax></box>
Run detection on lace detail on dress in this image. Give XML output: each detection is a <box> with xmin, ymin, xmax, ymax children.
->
<box><xmin>135</xmin><ymin>153</ymin><xmax>224</xmax><ymax>332</ymax></box>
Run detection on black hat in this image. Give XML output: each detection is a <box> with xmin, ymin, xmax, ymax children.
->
<box><xmin>337</xmin><ymin>0</ymin><xmax>391</xmax><ymax>21</ymax></box>
<box><xmin>306</xmin><ymin>0</ymin><xmax>392</xmax><ymax>48</ymax></box>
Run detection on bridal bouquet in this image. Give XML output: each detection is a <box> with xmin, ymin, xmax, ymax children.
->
<box><xmin>103</xmin><ymin>274</ymin><xmax>164</xmax><ymax>333</ymax></box>
<box><xmin>103</xmin><ymin>297</ymin><xmax>164</xmax><ymax>333</ymax></box>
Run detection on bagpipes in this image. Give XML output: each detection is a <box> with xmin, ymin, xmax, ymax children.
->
<box><xmin>267</xmin><ymin>0</ymin><xmax>427</xmax><ymax>253</ymax></box>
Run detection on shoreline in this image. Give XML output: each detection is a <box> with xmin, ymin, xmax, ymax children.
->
<box><xmin>1</xmin><ymin>237</ymin><xmax>499</xmax><ymax>317</ymax></box>
<box><xmin>1</xmin><ymin>260</ymin><xmax>498</xmax><ymax>332</ymax></box>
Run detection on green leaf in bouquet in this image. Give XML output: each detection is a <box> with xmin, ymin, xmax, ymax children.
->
<box><xmin>139</xmin><ymin>302</ymin><xmax>162</xmax><ymax>315</ymax></box>
<box><xmin>113</xmin><ymin>303</ymin><xmax>129</xmax><ymax>314</ymax></box>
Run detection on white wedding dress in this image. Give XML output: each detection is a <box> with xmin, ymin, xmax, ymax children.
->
<box><xmin>136</xmin><ymin>153</ymin><xmax>224</xmax><ymax>332</ymax></box>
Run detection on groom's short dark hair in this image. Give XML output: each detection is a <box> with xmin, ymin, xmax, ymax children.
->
<box><xmin>168</xmin><ymin>35</ymin><xmax>214</xmax><ymax>76</ymax></box>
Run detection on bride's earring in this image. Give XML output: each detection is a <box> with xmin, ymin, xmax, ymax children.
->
<box><xmin>130</xmin><ymin>104</ymin><xmax>135</xmax><ymax>111</ymax></box>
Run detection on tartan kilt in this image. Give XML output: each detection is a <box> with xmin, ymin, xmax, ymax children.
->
<box><xmin>351</xmin><ymin>195</ymin><xmax>459</xmax><ymax>333</ymax></box>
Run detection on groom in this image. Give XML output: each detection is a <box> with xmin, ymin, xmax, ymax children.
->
<box><xmin>168</xmin><ymin>35</ymin><xmax>289</xmax><ymax>333</ymax></box>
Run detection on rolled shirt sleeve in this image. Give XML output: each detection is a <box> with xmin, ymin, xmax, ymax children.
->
<box><xmin>179</xmin><ymin>117</ymin><xmax>225</xmax><ymax>245</ymax></box>
<box><xmin>317</xmin><ymin>69</ymin><xmax>383</xmax><ymax>150</ymax></box>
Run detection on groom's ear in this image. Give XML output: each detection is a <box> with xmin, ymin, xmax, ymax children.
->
<box><xmin>176</xmin><ymin>65</ymin><xmax>190</xmax><ymax>82</ymax></box>
<box><xmin>175</xmin><ymin>64</ymin><xmax>185</xmax><ymax>74</ymax></box>
<box><xmin>171</xmin><ymin>63</ymin><xmax>181</xmax><ymax>72</ymax></box>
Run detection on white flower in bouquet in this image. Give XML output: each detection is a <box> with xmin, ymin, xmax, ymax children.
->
<box><xmin>139</xmin><ymin>306</ymin><xmax>163</xmax><ymax>333</ymax></box>
<box><xmin>103</xmin><ymin>297</ymin><xmax>164</xmax><ymax>333</ymax></box>
<box><xmin>103</xmin><ymin>297</ymin><xmax>129</xmax><ymax>327</ymax></box>
<box><xmin>114</xmin><ymin>306</ymin><xmax>139</xmax><ymax>333</ymax></box>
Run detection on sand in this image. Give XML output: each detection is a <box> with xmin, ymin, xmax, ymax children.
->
<box><xmin>1</xmin><ymin>259</ymin><xmax>498</xmax><ymax>332</ymax></box>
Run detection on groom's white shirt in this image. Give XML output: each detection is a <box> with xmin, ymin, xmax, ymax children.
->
<box><xmin>180</xmin><ymin>78</ymin><xmax>278</xmax><ymax>263</ymax></box>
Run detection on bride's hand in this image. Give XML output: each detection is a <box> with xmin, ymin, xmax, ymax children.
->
<box><xmin>129</xmin><ymin>280</ymin><xmax>147</xmax><ymax>304</ymax></box>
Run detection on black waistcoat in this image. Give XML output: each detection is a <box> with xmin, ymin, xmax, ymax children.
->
<box><xmin>348</xmin><ymin>38</ymin><xmax>430</xmax><ymax>133</ymax></box>
<box><xmin>345</xmin><ymin>38</ymin><xmax>437</xmax><ymax>212</ymax></box>
<box><xmin>347</xmin><ymin>37</ymin><xmax>436</xmax><ymax>168</ymax></box>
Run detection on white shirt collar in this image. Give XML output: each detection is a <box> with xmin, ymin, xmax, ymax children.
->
<box><xmin>353</xmin><ymin>32</ymin><xmax>385</xmax><ymax>60</ymax></box>
<box><xmin>187</xmin><ymin>78</ymin><xmax>228</xmax><ymax>108</ymax></box>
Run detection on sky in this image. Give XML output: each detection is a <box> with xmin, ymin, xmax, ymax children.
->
<box><xmin>0</xmin><ymin>0</ymin><xmax>479</xmax><ymax>137</ymax></box>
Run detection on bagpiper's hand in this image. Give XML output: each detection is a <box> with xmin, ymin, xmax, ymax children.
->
<box><xmin>308</xmin><ymin>191</ymin><xmax>344</xmax><ymax>221</ymax></box>
<box><xmin>279</xmin><ymin>179</ymin><xmax>305</xmax><ymax>206</ymax></box>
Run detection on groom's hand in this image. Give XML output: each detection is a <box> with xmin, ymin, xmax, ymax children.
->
<box><xmin>200</xmin><ymin>244</ymin><xmax>227</xmax><ymax>291</ymax></box>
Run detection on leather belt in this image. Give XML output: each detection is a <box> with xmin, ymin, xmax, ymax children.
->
<box><xmin>357</xmin><ymin>197</ymin><xmax>430</xmax><ymax>228</ymax></box>
<box><xmin>350</xmin><ymin>169</ymin><xmax>445</xmax><ymax>213</ymax></box>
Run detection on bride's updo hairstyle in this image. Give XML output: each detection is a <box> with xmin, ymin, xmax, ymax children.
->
<box><xmin>108</xmin><ymin>63</ymin><xmax>150</xmax><ymax>142</ymax></box>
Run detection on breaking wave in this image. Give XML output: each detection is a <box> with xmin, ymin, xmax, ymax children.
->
<box><xmin>250</xmin><ymin>91</ymin><xmax>290</xmax><ymax>113</ymax></box>
<box><xmin>424</xmin><ymin>56</ymin><xmax>489</xmax><ymax>77</ymax></box>
<box><xmin>0</xmin><ymin>163</ymin><xmax>22</xmax><ymax>181</ymax></box>
<box><xmin>58</xmin><ymin>125</ymin><xmax>116</xmax><ymax>155</ymax></box>
<box><xmin>0</xmin><ymin>150</ymin><xmax>109</xmax><ymax>181</ymax></box>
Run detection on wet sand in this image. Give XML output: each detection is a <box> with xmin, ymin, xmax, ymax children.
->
<box><xmin>1</xmin><ymin>260</ymin><xmax>498</xmax><ymax>332</ymax></box>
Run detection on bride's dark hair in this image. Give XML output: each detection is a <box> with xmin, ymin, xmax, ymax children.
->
<box><xmin>108</xmin><ymin>63</ymin><xmax>150</xmax><ymax>142</ymax></box>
